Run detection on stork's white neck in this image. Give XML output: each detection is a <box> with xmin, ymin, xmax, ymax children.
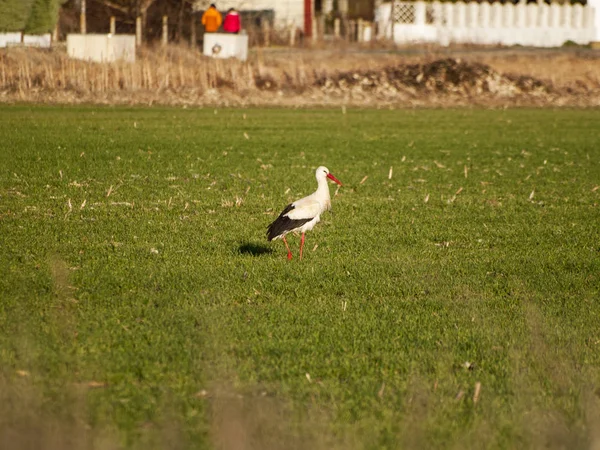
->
<box><xmin>316</xmin><ymin>176</ymin><xmax>330</xmax><ymax>192</ymax></box>
<box><xmin>315</xmin><ymin>176</ymin><xmax>332</xmax><ymax>209</ymax></box>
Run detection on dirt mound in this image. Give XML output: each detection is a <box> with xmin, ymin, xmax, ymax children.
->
<box><xmin>314</xmin><ymin>58</ymin><xmax>553</xmax><ymax>99</ymax></box>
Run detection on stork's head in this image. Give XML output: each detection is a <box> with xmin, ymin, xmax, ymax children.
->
<box><xmin>316</xmin><ymin>166</ymin><xmax>342</xmax><ymax>185</ymax></box>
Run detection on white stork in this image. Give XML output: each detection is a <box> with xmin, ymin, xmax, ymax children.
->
<box><xmin>267</xmin><ymin>166</ymin><xmax>343</xmax><ymax>260</ymax></box>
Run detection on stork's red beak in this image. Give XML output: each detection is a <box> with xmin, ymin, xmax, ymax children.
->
<box><xmin>327</xmin><ymin>173</ymin><xmax>342</xmax><ymax>186</ymax></box>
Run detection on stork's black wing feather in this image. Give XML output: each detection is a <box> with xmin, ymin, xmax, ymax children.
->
<box><xmin>266</xmin><ymin>203</ymin><xmax>312</xmax><ymax>241</ymax></box>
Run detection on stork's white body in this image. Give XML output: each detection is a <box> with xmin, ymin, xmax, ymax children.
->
<box><xmin>267</xmin><ymin>166</ymin><xmax>342</xmax><ymax>260</ymax></box>
<box><xmin>274</xmin><ymin>176</ymin><xmax>332</xmax><ymax>238</ymax></box>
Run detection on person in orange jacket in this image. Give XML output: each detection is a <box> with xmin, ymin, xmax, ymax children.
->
<box><xmin>202</xmin><ymin>4</ymin><xmax>222</xmax><ymax>33</ymax></box>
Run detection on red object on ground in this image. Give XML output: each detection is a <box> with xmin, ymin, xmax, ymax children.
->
<box><xmin>223</xmin><ymin>11</ymin><xmax>241</xmax><ymax>33</ymax></box>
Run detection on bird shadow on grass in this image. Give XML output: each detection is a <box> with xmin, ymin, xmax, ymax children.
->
<box><xmin>238</xmin><ymin>242</ymin><xmax>273</xmax><ymax>256</ymax></box>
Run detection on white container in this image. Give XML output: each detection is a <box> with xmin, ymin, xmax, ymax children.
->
<box><xmin>203</xmin><ymin>33</ymin><xmax>248</xmax><ymax>61</ymax></box>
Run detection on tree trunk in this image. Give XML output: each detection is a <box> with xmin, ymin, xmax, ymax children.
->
<box><xmin>80</xmin><ymin>0</ymin><xmax>86</xmax><ymax>33</ymax></box>
<box><xmin>141</xmin><ymin>7</ymin><xmax>147</xmax><ymax>38</ymax></box>
<box><xmin>177</xmin><ymin>0</ymin><xmax>185</xmax><ymax>42</ymax></box>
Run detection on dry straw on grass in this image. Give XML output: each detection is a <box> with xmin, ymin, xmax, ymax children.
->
<box><xmin>1</xmin><ymin>44</ymin><xmax>599</xmax><ymax>107</ymax></box>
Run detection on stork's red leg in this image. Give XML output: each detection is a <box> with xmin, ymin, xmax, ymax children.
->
<box><xmin>300</xmin><ymin>233</ymin><xmax>305</xmax><ymax>261</ymax></box>
<box><xmin>282</xmin><ymin>236</ymin><xmax>293</xmax><ymax>260</ymax></box>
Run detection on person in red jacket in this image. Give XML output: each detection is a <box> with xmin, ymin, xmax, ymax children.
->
<box><xmin>222</xmin><ymin>8</ymin><xmax>241</xmax><ymax>34</ymax></box>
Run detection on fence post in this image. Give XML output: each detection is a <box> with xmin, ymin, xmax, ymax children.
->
<box><xmin>334</xmin><ymin>18</ymin><xmax>340</xmax><ymax>38</ymax></box>
<box><xmin>190</xmin><ymin>15</ymin><xmax>196</xmax><ymax>48</ymax></box>
<box><xmin>444</xmin><ymin>2</ymin><xmax>454</xmax><ymax>28</ymax></box>
<box><xmin>415</xmin><ymin>2</ymin><xmax>427</xmax><ymax>27</ymax></box>
<box><xmin>526</xmin><ymin>3</ymin><xmax>536</xmax><ymax>28</ymax></box>
<box><xmin>348</xmin><ymin>19</ymin><xmax>356</xmax><ymax>41</ymax></box>
<box><xmin>456</xmin><ymin>2</ymin><xmax>466</xmax><ymax>29</ymax></box>
<box><xmin>110</xmin><ymin>16</ymin><xmax>116</xmax><ymax>34</ymax></box>
<box><xmin>160</xmin><ymin>16</ymin><xmax>169</xmax><ymax>47</ymax></box>
<box><xmin>538</xmin><ymin>2</ymin><xmax>549</xmax><ymax>30</ymax></box>
<box><xmin>289</xmin><ymin>25</ymin><xmax>296</xmax><ymax>46</ymax></box>
<box><xmin>339</xmin><ymin>0</ymin><xmax>348</xmax><ymax>16</ymax></box>
<box><xmin>572</xmin><ymin>3</ymin><xmax>583</xmax><ymax>30</ymax></box>
<box><xmin>563</xmin><ymin>3</ymin><xmax>573</xmax><ymax>29</ymax></box>
<box><xmin>504</xmin><ymin>3</ymin><xmax>514</xmax><ymax>29</ymax></box>
<box><xmin>491</xmin><ymin>3</ymin><xmax>502</xmax><ymax>28</ymax></box>
<box><xmin>364</xmin><ymin>22</ymin><xmax>374</xmax><ymax>42</ymax></box>
<box><xmin>480</xmin><ymin>3</ymin><xmax>490</xmax><ymax>29</ymax></box>
<box><xmin>589</xmin><ymin>0</ymin><xmax>600</xmax><ymax>43</ymax></box>
<box><xmin>357</xmin><ymin>18</ymin><xmax>364</xmax><ymax>42</ymax></box>
<box><xmin>468</xmin><ymin>2</ymin><xmax>478</xmax><ymax>28</ymax></box>
<box><xmin>136</xmin><ymin>16</ymin><xmax>142</xmax><ymax>47</ymax></box>
<box><xmin>319</xmin><ymin>14</ymin><xmax>325</xmax><ymax>39</ymax></box>
<box><xmin>431</xmin><ymin>1</ymin><xmax>442</xmax><ymax>26</ymax></box>
<box><xmin>549</xmin><ymin>3</ymin><xmax>560</xmax><ymax>28</ymax></box>
<box><xmin>262</xmin><ymin>20</ymin><xmax>271</xmax><ymax>47</ymax></box>
<box><xmin>80</xmin><ymin>0</ymin><xmax>86</xmax><ymax>34</ymax></box>
<box><xmin>516</xmin><ymin>3</ymin><xmax>526</xmax><ymax>44</ymax></box>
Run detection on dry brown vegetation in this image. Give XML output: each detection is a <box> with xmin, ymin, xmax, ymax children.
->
<box><xmin>1</xmin><ymin>43</ymin><xmax>600</xmax><ymax>107</ymax></box>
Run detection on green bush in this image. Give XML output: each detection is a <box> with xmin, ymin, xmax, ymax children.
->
<box><xmin>0</xmin><ymin>0</ymin><xmax>34</xmax><ymax>32</ymax></box>
<box><xmin>0</xmin><ymin>0</ymin><xmax>66</xmax><ymax>34</ymax></box>
<box><xmin>24</xmin><ymin>0</ymin><xmax>58</xmax><ymax>33</ymax></box>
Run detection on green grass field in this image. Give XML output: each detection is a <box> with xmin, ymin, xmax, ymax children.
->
<box><xmin>1</xmin><ymin>106</ymin><xmax>599</xmax><ymax>450</ymax></box>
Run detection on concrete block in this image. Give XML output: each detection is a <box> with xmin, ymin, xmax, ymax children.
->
<box><xmin>203</xmin><ymin>33</ymin><xmax>248</xmax><ymax>61</ymax></box>
<box><xmin>23</xmin><ymin>34</ymin><xmax>51</xmax><ymax>48</ymax></box>
<box><xmin>0</xmin><ymin>32</ymin><xmax>22</xmax><ymax>48</ymax></box>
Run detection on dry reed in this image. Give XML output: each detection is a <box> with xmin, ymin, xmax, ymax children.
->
<box><xmin>1</xmin><ymin>43</ymin><xmax>599</xmax><ymax>107</ymax></box>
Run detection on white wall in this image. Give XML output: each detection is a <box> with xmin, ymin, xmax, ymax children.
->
<box><xmin>23</xmin><ymin>34</ymin><xmax>52</xmax><ymax>48</ymax></box>
<box><xmin>67</xmin><ymin>34</ymin><xmax>136</xmax><ymax>63</ymax></box>
<box><xmin>0</xmin><ymin>32</ymin><xmax>52</xmax><ymax>48</ymax></box>
<box><xmin>0</xmin><ymin>32</ymin><xmax>22</xmax><ymax>47</ymax></box>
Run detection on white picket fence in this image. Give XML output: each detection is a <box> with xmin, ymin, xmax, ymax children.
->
<box><xmin>376</xmin><ymin>0</ymin><xmax>600</xmax><ymax>47</ymax></box>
